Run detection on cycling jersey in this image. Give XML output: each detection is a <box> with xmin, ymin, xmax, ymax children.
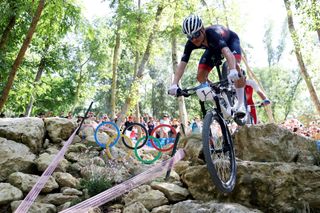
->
<box><xmin>181</xmin><ymin>25</ymin><xmax>241</xmax><ymax>71</ymax></box>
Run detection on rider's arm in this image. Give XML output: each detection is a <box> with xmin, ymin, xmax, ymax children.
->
<box><xmin>172</xmin><ymin>61</ymin><xmax>187</xmax><ymax>85</ymax></box>
<box><xmin>247</xmin><ymin>79</ymin><xmax>270</xmax><ymax>104</ymax></box>
<box><xmin>172</xmin><ymin>41</ymin><xmax>196</xmax><ymax>85</ymax></box>
<box><xmin>221</xmin><ymin>47</ymin><xmax>236</xmax><ymax>70</ymax></box>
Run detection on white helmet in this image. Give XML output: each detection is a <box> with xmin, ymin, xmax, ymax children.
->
<box><xmin>182</xmin><ymin>15</ymin><xmax>203</xmax><ymax>36</ymax></box>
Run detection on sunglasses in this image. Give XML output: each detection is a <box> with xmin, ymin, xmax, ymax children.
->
<box><xmin>187</xmin><ymin>30</ymin><xmax>201</xmax><ymax>40</ymax></box>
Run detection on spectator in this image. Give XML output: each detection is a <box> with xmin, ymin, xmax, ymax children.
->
<box><xmin>67</xmin><ymin>111</ymin><xmax>73</xmax><ymax>119</ymax></box>
<box><xmin>140</xmin><ymin>117</ymin><xmax>146</xmax><ymax>127</ymax></box>
<box><xmin>99</xmin><ymin>114</ymin><xmax>109</xmax><ymax>123</ymax></box>
<box><xmin>59</xmin><ymin>111</ymin><xmax>65</xmax><ymax>118</ymax></box>
<box><xmin>191</xmin><ymin>116</ymin><xmax>202</xmax><ymax>133</ymax></box>
<box><xmin>160</xmin><ymin>114</ymin><xmax>171</xmax><ymax>137</ymax></box>
<box><xmin>124</xmin><ymin>116</ymin><xmax>134</xmax><ymax>137</ymax></box>
<box><xmin>171</xmin><ymin>118</ymin><xmax>181</xmax><ymax>135</ymax></box>
<box><xmin>147</xmin><ymin>116</ymin><xmax>155</xmax><ymax>135</ymax></box>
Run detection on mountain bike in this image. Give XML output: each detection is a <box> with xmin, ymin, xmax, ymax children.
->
<box><xmin>177</xmin><ymin>59</ymin><xmax>246</xmax><ymax>193</ymax></box>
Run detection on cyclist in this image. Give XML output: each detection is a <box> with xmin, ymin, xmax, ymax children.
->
<box><xmin>168</xmin><ymin>14</ymin><xmax>246</xmax><ymax>118</ymax></box>
<box><xmin>245</xmin><ymin>78</ymin><xmax>270</xmax><ymax>124</ymax></box>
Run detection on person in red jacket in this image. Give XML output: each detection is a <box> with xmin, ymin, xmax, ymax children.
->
<box><xmin>245</xmin><ymin>79</ymin><xmax>270</xmax><ymax>124</ymax></box>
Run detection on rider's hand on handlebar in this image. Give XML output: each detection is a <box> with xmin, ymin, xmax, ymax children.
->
<box><xmin>261</xmin><ymin>99</ymin><xmax>271</xmax><ymax>106</ymax></box>
<box><xmin>168</xmin><ymin>84</ymin><xmax>180</xmax><ymax>96</ymax></box>
<box><xmin>227</xmin><ymin>69</ymin><xmax>240</xmax><ymax>82</ymax></box>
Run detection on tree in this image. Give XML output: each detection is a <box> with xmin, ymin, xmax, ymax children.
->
<box><xmin>294</xmin><ymin>0</ymin><xmax>320</xmax><ymax>42</ymax></box>
<box><xmin>0</xmin><ymin>0</ymin><xmax>45</xmax><ymax>112</ymax></box>
<box><xmin>284</xmin><ymin>0</ymin><xmax>320</xmax><ymax>115</ymax></box>
<box><xmin>170</xmin><ymin>3</ymin><xmax>188</xmax><ymax>128</ymax></box>
<box><xmin>0</xmin><ymin>1</ymin><xmax>17</xmax><ymax>51</ymax></box>
<box><xmin>116</xmin><ymin>2</ymin><xmax>164</xmax><ymax>126</ymax></box>
<box><xmin>24</xmin><ymin>0</ymin><xmax>82</xmax><ymax>116</ymax></box>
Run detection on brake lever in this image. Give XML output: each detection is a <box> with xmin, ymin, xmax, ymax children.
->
<box><xmin>176</xmin><ymin>89</ymin><xmax>190</xmax><ymax>97</ymax></box>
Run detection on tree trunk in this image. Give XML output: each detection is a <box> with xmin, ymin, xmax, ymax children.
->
<box><xmin>135</xmin><ymin>103</ymin><xmax>140</xmax><ymax>122</ymax></box>
<box><xmin>117</xmin><ymin>4</ymin><xmax>164</xmax><ymax>124</ymax></box>
<box><xmin>284</xmin><ymin>0</ymin><xmax>320</xmax><ymax>115</ymax></box>
<box><xmin>110</xmin><ymin>11</ymin><xmax>122</xmax><ymax>120</ymax></box>
<box><xmin>0</xmin><ymin>0</ymin><xmax>45</xmax><ymax>111</ymax></box>
<box><xmin>200</xmin><ymin>0</ymin><xmax>214</xmax><ymax>25</ymax></box>
<box><xmin>25</xmin><ymin>56</ymin><xmax>46</xmax><ymax>116</ymax></box>
<box><xmin>284</xmin><ymin>75</ymin><xmax>302</xmax><ymax>119</ymax></box>
<box><xmin>172</xmin><ymin>10</ymin><xmax>188</xmax><ymax>129</ymax></box>
<box><xmin>72</xmin><ymin>56</ymin><xmax>91</xmax><ymax>112</ymax></box>
<box><xmin>221</xmin><ymin>0</ymin><xmax>229</xmax><ymax>27</ymax></box>
<box><xmin>136</xmin><ymin>5</ymin><xmax>163</xmax><ymax>78</ymax></box>
<box><xmin>0</xmin><ymin>1</ymin><xmax>17</xmax><ymax>51</ymax></box>
<box><xmin>0</xmin><ymin>15</ymin><xmax>16</xmax><ymax>51</ymax></box>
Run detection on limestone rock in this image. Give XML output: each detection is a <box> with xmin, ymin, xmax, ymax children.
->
<box><xmin>0</xmin><ymin>137</ymin><xmax>36</xmax><ymax>181</ymax></box>
<box><xmin>0</xmin><ymin>117</ymin><xmax>45</xmax><ymax>152</ymax></box>
<box><xmin>8</xmin><ymin>172</ymin><xmax>59</xmax><ymax>193</ymax></box>
<box><xmin>0</xmin><ymin>183</ymin><xmax>23</xmax><ymax>205</ymax></box>
<box><xmin>44</xmin><ymin>117</ymin><xmax>77</xmax><ymax>143</ymax></box>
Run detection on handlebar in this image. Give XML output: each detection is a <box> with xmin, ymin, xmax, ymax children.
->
<box><xmin>248</xmin><ymin>100</ymin><xmax>271</xmax><ymax>108</ymax></box>
<box><xmin>176</xmin><ymin>79</ymin><xmax>230</xmax><ymax>97</ymax></box>
<box><xmin>176</xmin><ymin>88</ymin><xmax>196</xmax><ymax>97</ymax></box>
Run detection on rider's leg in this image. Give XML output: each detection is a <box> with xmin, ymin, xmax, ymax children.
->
<box><xmin>197</xmin><ymin>50</ymin><xmax>213</xmax><ymax>83</ymax></box>
<box><xmin>197</xmin><ymin>65</ymin><xmax>211</xmax><ymax>83</ymax></box>
<box><xmin>233</xmin><ymin>55</ymin><xmax>246</xmax><ymax>116</ymax></box>
<box><xmin>197</xmin><ymin>49</ymin><xmax>214</xmax><ymax>83</ymax></box>
<box><xmin>229</xmin><ymin>37</ymin><xmax>246</xmax><ymax>117</ymax></box>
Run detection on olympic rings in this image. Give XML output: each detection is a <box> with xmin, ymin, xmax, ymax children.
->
<box><xmin>150</xmin><ymin>124</ymin><xmax>177</xmax><ymax>152</ymax></box>
<box><xmin>122</xmin><ymin>122</ymin><xmax>148</xmax><ymax>149</ymax></box>
<box><xmin>93</xmin><ymin>122</ymin><xmax>179</xmax><ymax>164</ymax></box>
<box><xmin>134</xmin><ymin>136</ymin><xmax>162</xmax><ymax>164</ymax></box>
<box><xmin>94</xmin><ymin>121</ymin><xmax>120</xmax><ymax>148</ymax></box>
<box><xmin>105</xmin><ymin>134</ymin><xmax>133</xmax><ymax>160</ymax></box>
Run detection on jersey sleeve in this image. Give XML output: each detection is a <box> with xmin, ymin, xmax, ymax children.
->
<box><xmin>246</xmin><ymin>79</ymin><xmax>260</xmax><ymax>91</ymax></box>
<box><xmin>181</xmin><ymin>40</ymin><xmax>198</xmax><ymax>63</ymax></box>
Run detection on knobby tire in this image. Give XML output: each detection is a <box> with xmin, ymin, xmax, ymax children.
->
<box><xmin>202</xmin><ymin>111</ymin><xmax>237</xmax><ymax>193</ymax></box>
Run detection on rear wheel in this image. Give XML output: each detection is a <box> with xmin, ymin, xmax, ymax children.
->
<box><xmin>202</xmin><ymin>111</ymin><xmax>237</xmax><ymax>193</ymax></box>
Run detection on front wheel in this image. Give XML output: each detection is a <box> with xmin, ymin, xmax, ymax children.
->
<box><xmin>202</xmin><ymin>111</ymin><xmax>237</xmax><ymax>193</ymax></box>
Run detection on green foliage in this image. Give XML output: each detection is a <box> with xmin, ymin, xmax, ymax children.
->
<box><xmin>294</xmin><ymin>0</ymin><xmax>320</xmax><ymax>32</ymax></box>
<box><xmin>79</xmin><ymin>175</ymin><xmax>113</xmax><ymax>197</ymax></box>
<box><xmin>0</xmin><ymin>0</ymin><xmax>318</xmax><ymax>122</ymax></box>
<box><xmin>252</xmin><ymin>66</ymin><xmax>306</xmax><ymax>123</ymax></box>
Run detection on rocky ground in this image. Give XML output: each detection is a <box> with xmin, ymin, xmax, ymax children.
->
<box><xmin>0</xmin><ymin>117</ymin><xmax>319</xmax><ymax>213</ymax></box>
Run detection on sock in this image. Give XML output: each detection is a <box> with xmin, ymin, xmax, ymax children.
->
<box><xmin>235</xmin><ymin>87</ymin><xmax>244</xmax><ymax>108</ymax></box>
